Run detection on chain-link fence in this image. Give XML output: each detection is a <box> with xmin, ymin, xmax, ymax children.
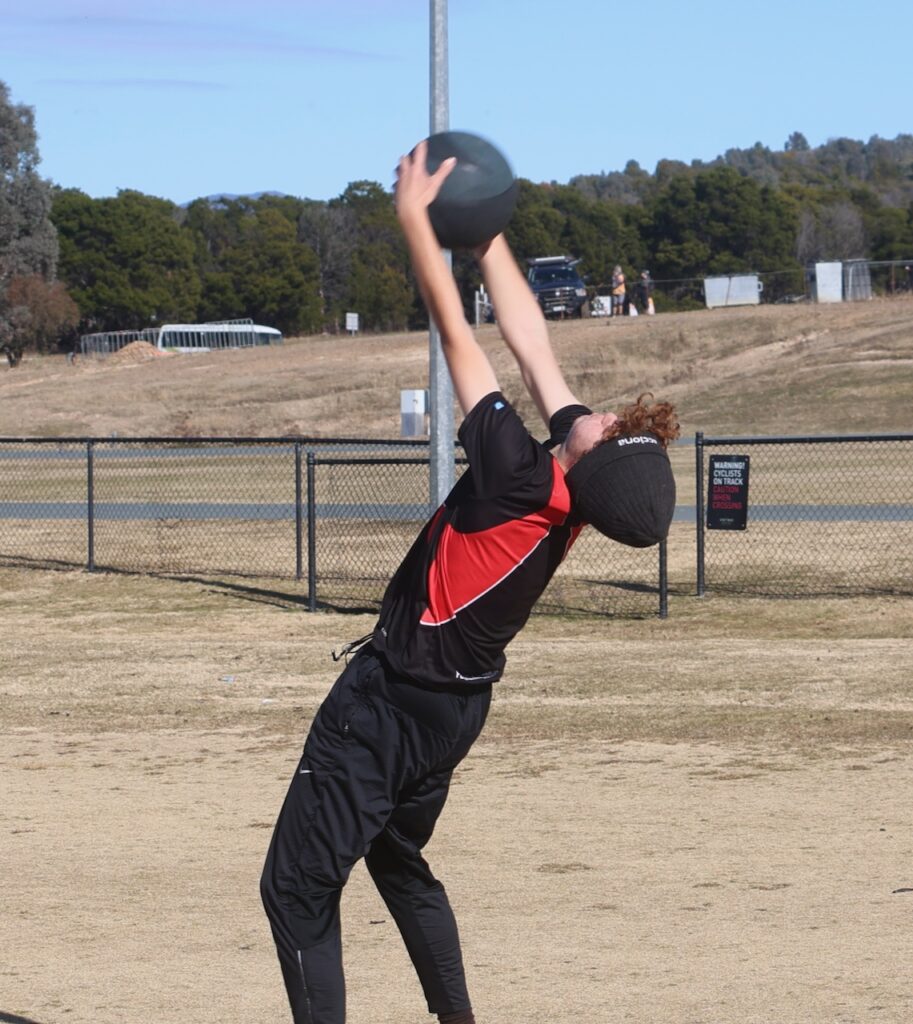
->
<box><xmin>6</xmin><ymin>434</ymin><xmax>909</xmax><ymax>609</ymax></box>
<box><xmin>603</xmin><ymin>260</ymin><xmax>913</xmax><ymax>314</ymax></box>
<box><xmin>0</xmin><ymin>437</ymin><xmax>666</xmax><ymax>618</ymax></box>
<box><xmin>695</xmin><ymin>433</ymin><xmax>913</xmax><ymax>596</ymax></box>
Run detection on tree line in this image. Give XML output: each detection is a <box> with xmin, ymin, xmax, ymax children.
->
<box><xmin>3</xmin><ymin>79</ymin><xmax>913</xmax><ymax>367</ymax></box>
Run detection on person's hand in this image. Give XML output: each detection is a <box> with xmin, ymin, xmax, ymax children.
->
<box><xmin>394</xmin><ymin>140</ymin><xmax>456</xmax><ymax>225</ymax></box>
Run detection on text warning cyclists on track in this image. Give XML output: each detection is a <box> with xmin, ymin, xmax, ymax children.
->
<box><xmin>707</xmin><ymin>454</ymin><xmax>750</xmax><ymax>530</ymax></box>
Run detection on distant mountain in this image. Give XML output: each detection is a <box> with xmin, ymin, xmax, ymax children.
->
<box><xmin>182</xmin><ymin>190</ymin><xmax>291</xmax><ymax>208</ymax></box>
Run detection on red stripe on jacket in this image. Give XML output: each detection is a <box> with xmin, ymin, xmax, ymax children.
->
<box><xmin>420</xmin><ymin>463</ymin><xmax>576</xmax><ymax>626</ymax></box>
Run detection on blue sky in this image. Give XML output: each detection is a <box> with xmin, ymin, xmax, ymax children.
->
<box><xmin>3</xmin><ymin>0</ymin><xmax>911</xmax><ymax>205</ymax></box>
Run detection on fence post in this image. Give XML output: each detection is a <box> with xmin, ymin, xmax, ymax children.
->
<box><xmin>306</xmin><ymin>451</ymin><xmax>317</xmax><ymax>612</ymax></box>
<box><xmin>659</xmin><ymin>539</ymin><xmax>668</xmax><ymax>619</ymax></box>
<box><xmin>295</xmin><ymin>442</ymin><xmax>303</xmax><ymax>580</ymax></box>
<box><xmin>695</xmin><ymin>431</ymin><xmax>705</xmax><ymax>596</ymax></box>
<box><xmin>86</xmin><ymin>440</ymin><xmax>96</xmax><ymax>572</ymax></box>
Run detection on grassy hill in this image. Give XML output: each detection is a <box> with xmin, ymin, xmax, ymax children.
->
<box><xmin>2</xmin><ymin>297</ymin><xmax>912</xmax><ymax>439</ymax></box>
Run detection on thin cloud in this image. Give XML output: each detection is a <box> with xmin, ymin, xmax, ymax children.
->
<box><xmin>3</xmin><ymin>11</ymin><xmax>399</xmax><ymax>62</ymax></box>
<box><xmin>38</xmin><ymin>77</ymin><xmax>230</xmax><ymax>91</ymax></box>
<box><xmin>43</xmin><ymin>14</ymin><xmax>183</xmax><ymax>29</ymax></box>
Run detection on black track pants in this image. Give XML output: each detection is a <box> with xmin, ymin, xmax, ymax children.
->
<box><xmin>261</xmin><ymin>647</ymin><xmax>491</xmax><ymax>1024</ymax></box>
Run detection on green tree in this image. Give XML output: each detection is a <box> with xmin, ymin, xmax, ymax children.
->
<box><xmin>52</xmin><ymin>189</ymin><xmax>201</xmax><ymax>330</ymax></box>
<box><xmin>0</xmin><ymin>80</ymin><xmax>65</xmax><ymax>365</ymax></box>
<box><xmin>506</xmin><ymin>180</ymin><xmax>567</xmax><ymax>260</ymax></box>
<box><xmin>550</xmin><ymin>185</ymin><xmax>648</xmax><ymax>290</ymax></box>
<box><xmin>645</xmin><ymin>177</ymin><xmax>711</xmax><ymax>279</ymax></box>
<box><xmin>570</xmin><ymin>158</ymin><xmax>655</xmax><ymax>206</ymax></box>
<box><xmin>183</xmin><ymin>196</ymin><xmax>248</xmax><ymax>322</ymax></box>
<box><xmin>183</xmin><ymin>196</ymin><xmax>244</xmax><ymax>265</ymax></box>
<box><xmin>646</xmin><ymin>167</ymin><xmax>798</xmax><ymax>278</ymax></box>
<box><xmin>336</xmin><ymin>181</ymin><xmax>414</xmax><ymax>331</ymax></box>
<box><xmin>219</xmin><ymin>208</ymin><xmax>322</xmax><ymax>334</ymax></box>
<box><xmin>347</xmin><ymin>248</ymin><xmax>414</xmax><ymax>332</ymax></box>
<box><xmin>866</xmin><ymin>205</ymin><xmax>911</xmax><ymax>261</ymax></box>
<box><xmin>297</xmin><ymin>199</ymin><xmax>358</xmax><ymax>330</ymax></box>
<box><xmin>184</xmin><ymin>196</ymin><xmax>322</xmax><ymax>334</ymax></box>
<box><xmin>0</xmin><ymin>81</ymin><xmax>58</xmax><ymax>284</ymax></box>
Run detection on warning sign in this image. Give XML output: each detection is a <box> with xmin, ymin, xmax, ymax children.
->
<box><xmin>707</xmin><ymin>454</ymin><xmax>750</xmax><ymax>530</ymax></box>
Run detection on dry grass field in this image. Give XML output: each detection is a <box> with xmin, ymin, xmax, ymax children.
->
<box><xmin>2</xmin><ymin>298</ymin><xmax>913</xmax><ymax>1024</ymax></box>
<box><xmin>2</xmin><ymin>295</ymin><xmax>913</xmax><ymax>439</ymax></box>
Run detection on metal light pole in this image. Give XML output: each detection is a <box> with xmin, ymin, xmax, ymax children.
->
<box><xmin>429</xmin><ymin>0</ymin><xmax>455</xmax><ymax>507</ymax></box>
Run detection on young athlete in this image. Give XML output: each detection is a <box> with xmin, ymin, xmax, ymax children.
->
<box><xmin>260</xmin><ymin>140</ymin><xmax>679</xmax><ymax>1024</ymax></box>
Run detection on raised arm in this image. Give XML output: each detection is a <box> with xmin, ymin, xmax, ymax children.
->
<box><xmin>395</xmin><ymin>142</ymin><xmax>499</xmax><ymax>416</ymax></box>
<box><xmin>475</xmin><ymin>235</ymin><xmax>580</xmax><ymax>428</ymax></box>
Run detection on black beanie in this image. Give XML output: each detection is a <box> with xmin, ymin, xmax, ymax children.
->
<box><xmin>564</xmin><ymin>434</ymin><xmax>676</xmax><ymax>547</ymax></box>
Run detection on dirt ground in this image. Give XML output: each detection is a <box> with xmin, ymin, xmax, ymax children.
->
<box><xmin>2</xmin><ymin>567</ymin><xmax>912</xmax><ymax>1024</ymax></box>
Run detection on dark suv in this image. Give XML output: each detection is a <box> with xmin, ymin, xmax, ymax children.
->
<box><xmin>526</xmin><ymin>256</ymin><xmax>589</xmax><ymax>318</ymax></box>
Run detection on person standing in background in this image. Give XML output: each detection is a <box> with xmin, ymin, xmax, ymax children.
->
<box><xmin>611</xmin><ymin>265</ymin><xmax>626</xmax><ymax>318</ymax></box>
<box><xmin>638</xmin><ymin>270</ymin><xmax>655</xmax><ymax>315</ymax></box>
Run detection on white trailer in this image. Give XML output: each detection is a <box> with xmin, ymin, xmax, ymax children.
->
<box><xmin>703</xmin><ymin>275</ymin><xmax>763</xmax><ymax>309</ymax></box>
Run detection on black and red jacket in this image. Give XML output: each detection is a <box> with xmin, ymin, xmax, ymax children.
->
<box><xmin>373</xmin><ymin>392</ymin><xmax>585</xmax><ymax>688</ymax></box>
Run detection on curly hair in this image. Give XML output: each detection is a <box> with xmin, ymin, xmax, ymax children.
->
<box><xmin>602</xmin><ymin>392</ymin><xmax>680</xmax><ymax>450</ymax></box>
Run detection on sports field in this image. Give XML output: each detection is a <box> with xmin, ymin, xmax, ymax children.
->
<box><xmin>2</xmin><ymin>568</ymin><xmax>912</xmax><ymax>1023</ymax></box>
<box><xmin>2</xmin><ymin>299</ymin><xmax>912</xmax><ymax>1023</ymax></box>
